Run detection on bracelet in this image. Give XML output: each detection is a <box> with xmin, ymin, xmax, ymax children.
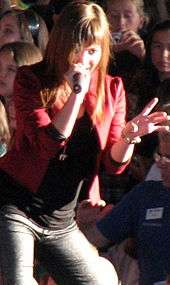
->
<box><xmin>46</xmin><ymin>124</ymin><xmax>67</xmax><ymax>141</ymax></box>
<box><xmin>121</xmin><ymin>129</ymin><xmax>141</xmax><ymax>144</ymax></box>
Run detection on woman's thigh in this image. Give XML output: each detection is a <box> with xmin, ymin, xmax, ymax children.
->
<box><xmin>37</xmin><ymin>227</ymin><xmax>117</xmax><ymax>285</ymax></box>
<box><xmin>0</xmin><ymin>214</ymin><xmax>37</xmax><ymax>285</ymax></box>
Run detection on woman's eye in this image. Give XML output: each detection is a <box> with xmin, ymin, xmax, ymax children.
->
<box><xmin>88</xmin><ymin>49</ymin><xmax>96</xmax><ymax>55</ymax></box>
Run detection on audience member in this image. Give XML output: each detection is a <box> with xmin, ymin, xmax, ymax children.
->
<box><xmin>105</xmin><ymin>0</ymin><xmax>148</xmax><ymax>85</ymax></box>
<box><xmin>145</xmin><ymin>79</ymin><xmax>170</xmax><ymax>182</ymax></box>
<box><xmin>126</xmin><ymin>19</ymin><xmax>170</xmax><ymax>184</ymax></box>
<box><xmin>0</xmin><ymin>8</ymin><xmax>49</xmax><ymax>55</ymax></box>
<box><xmin>15</xmin><ymin>0</ymin><xmax>86</xmax><ymax>32</ymax></box>
<box><xmin>0</xmin><ymin>41</ymin><xmax>42</xmax><ymax>137</ymax></box>
<box><xmin>131</xmin><ymin>19</ymin><xmax>170</xmax><ymax>111</ymax></box>
<box><xmin>0</xmin><ymin>0</ymin><xmax>10</xmax><ymax>15</ymax></box>
<box><xmin>85</xmin><ymin>103</ymin><xmax>170</xmax><ymax>284</ymax></box>
<box><xmin>103</xmin><ymin>0</ymin><xmax>150</xmax><ymax>123</ymax></box>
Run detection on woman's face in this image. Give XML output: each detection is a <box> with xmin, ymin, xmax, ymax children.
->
<box><xmin>70</xmin><ymin>43</ymin><xmax>102</xmax><ymax>73</ymax></box>
<box><xmin>106</xmin><ymin>0</ymin><xmax>144</xmax><ymax>33</ymax></box>
<box><xmin>156</xmin><ymin>138</ymin><xmax>170</xmax><ymax>188</ymax></box>
<box><xmin>0</xmin><ymin>50</ymin><xmax>17</xmax><ymax>99</ymax></box>
<box><xmin>0</xmin><ymin>14</ymin><xmax>21</xmax><ymax>48</ymax></box>
<box><xmin>151</xmin><ymin>30</ymin><xmax>170</xmax><ymax>79</ymax></box>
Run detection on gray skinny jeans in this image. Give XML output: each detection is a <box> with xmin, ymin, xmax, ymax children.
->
<box><xmin>0</xmin><ymin>210</ymin><xmax>117</xmax><ymax>285</ymax></box>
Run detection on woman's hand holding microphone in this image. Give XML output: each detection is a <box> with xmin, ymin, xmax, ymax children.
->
<box><xmin>65</xmin><ymin>63</ymin><xmax>91</xmax><ymax>104</ymax></box>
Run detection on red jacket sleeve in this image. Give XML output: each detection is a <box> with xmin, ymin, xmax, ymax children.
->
<box><xmin>14</xmin><ymin>66</ymin><xmax>65</xmax><ymax>159</ymax></box>
<box><xmin>102</xmin><ymin>76</ymin><xmax>128</xmax><ymax>174</ymax></box>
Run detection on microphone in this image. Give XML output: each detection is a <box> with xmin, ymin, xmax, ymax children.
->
<box><xmin>73</xmin><ymin>72</ymin><xmax>82</xmax><ymax>94</ymax></box>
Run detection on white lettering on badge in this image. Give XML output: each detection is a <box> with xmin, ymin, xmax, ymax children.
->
<box><xmin>145</xmin><ymin>207</ymin><xmax>164</xmax><ymax>220</ymax></box>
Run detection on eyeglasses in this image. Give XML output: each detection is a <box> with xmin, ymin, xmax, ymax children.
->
<box><xmin>154</xmin><ymin>152</ymin><xmax>170</xmax><ymax>164</ymax></box>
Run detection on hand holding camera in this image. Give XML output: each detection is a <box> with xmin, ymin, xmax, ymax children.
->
<box><xmin>112</xmin><ymin>30</ymin><xmax>145</xmax><ymax>59</ymax></box>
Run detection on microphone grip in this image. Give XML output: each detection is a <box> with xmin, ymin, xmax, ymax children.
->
<box><xmin>73</xmin><ymin>72</ymin><xmax>82</xmax><ymax>94</ymax></box>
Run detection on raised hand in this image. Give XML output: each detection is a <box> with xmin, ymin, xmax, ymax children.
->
<box><xmin>122</xmin><ymin>98</ymin><xmax>170</xmax><ymax>143</ymax></box>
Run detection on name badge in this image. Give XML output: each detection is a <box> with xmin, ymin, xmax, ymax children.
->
<box><xmin>146</xmin><ymin>207</ymin><xmax>164</xmax><ymax>220</ymax></box>
<box><xmin>154</xmin><ymin>281</ymin><xmax>166</xmax><ymax>285</ymax></box>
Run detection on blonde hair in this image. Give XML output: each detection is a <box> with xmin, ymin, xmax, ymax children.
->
<box><xmin>106</xmin><ymin>0</ymin><xmax>149</xmax><ymax>25</ymax></box>
<box><xmin>0</xmin><ymin>41</ymin><xmax>43</xmax><ymax>66</ymax></box>
<box><xmin>0</xmin><ymin>101</ymin><xmax>10</xmax><ymax>146</ymax></box>
<box><xmin>43</xmin><ymin>1</ymin><xmax>111</xmax><ymax>123</ymax></box>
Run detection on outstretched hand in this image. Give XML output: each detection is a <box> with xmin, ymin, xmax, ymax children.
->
<box><xmin>123</xmin><ymin>98</ymin><xmax>170</xmax><ymax>142</ymax></box>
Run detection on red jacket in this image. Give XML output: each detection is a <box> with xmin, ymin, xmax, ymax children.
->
<box><xmin>0</xmin><ymin>66</ymin><xmax>127</xmax><ymax>205</ymax></box>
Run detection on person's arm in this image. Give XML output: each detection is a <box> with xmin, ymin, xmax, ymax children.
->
<box><xmin>94</xmin><ymin>183</ymin><xmax>145</xmax><ymax>249</ymax></box>
<box><xmin>76</xmin><ymin>199</ymin><xmax>114</xmax><ymax>248</ymax></box>
<box><xmin>51</xmin><ymin>64</ymin><xmax>91</xmax><ymax>138</ymax></box>
<box><xmin>14</xmin><ymin>64</ymin><xmax>90</xmax><ymax>158</ymax></box>
<box><xmin>83</xmin><ymin>221</ymin><xmax>112</xmax><ymax>249</ymax></box>
<box><xmin>51</xmin><ymin>91</ymin><xmax>85</xmax><ymax>138</ymax></box>
<box><xmin>102</xmin><ymin>78</ymin><xmax>169</xmax><ymax>174</ymax></box>
<box><xmin>110</xmin><ymin>97</ymin><xmax>169</xmax><ymax>163</ymax></box>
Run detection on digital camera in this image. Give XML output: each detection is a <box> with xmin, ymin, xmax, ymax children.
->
<box><xmin>112</xmin><ymin>32</ymin><xmax>122</xmax><ymax>43</ymax></box>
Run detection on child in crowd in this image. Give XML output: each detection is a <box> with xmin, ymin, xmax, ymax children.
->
<box><xmin>0</xmin><ymin>8</ymin><xmax>49</xmax><ymax>55</ymax></box>
<box><xmin>127</xmin><ymin>20</ymin><xmax>170</xmax><ymax>182</ymax></box>
<box><xmin>131</xmin><ymin>19</ymin><xmax>170</xmax><ymax>111</ymax></box>
<box><xmin>0</xmin><ymin>41</ymin><xmax>42</xmax><ymax>137</ymax></box>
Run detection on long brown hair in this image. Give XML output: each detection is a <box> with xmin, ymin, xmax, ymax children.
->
<box><xmin>42</xmin><ymin>1</ymin><xmax>111</xmax><ymax>123</ymax></box>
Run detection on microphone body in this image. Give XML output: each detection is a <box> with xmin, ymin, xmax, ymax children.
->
<box><xmin>73</xmin><ymin>72</ymin><xmax>82</xmax><ymax>94</ymax></box>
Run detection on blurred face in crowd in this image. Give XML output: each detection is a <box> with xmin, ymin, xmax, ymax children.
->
<box><xmin>0</xmin><ymin>49</ymin><xmax>17</xmax><ymax>99</ymax></box>
<box><xmin>151</xmin><ymin>29</ymin><xmax>170</xmax><ymax>80</ymax></box>
<box><xmin>106</xmin><ymin>0</ymin><xmax>144</xmax><ymax>33</ymax></box>
<box><xmin>155</xmin><ymin>134</ymin><xmax>170</xmax><ymax>188</ymax></box>
<box><xmin>0</xmin><ymin>14</ymin><xmax>21</xmax><ymax>48</ymax></box>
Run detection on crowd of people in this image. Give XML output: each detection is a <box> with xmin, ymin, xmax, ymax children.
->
<box><xmin>0</xmin><ymin>0</ymin><xmax>169</xmax><ymax>284</ymax></box>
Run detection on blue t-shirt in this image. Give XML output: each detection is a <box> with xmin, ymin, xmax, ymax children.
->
<box><xmin>97</xmin><ymin>181</ymin><xmax>170</xmax><ymax>285</ymax></box>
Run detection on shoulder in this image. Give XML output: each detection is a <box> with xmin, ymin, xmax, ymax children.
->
<box><xmin>105</xmin><ymin>75</ymin><xmax>125</xmax><ymax>96</ymax></box>
<box><xmin>104</xmin><ymin>75</ymin><xmax>126</xmax><ymax>112</ymax></box>
<box><xmin>105</xmin><ymin>74</ymin><xmax>124</xmax><ymax>86</ymax></box>
<box><xmin>130</xmin><ymin>180</ymin><xmax>164</xmax><ymax>198</ymax></box>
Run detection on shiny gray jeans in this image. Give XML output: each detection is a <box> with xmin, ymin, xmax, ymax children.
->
<box><xmin>0</xmin><ymin>210</ymin><xmax>117</xmax><ymax>285</ymax></box>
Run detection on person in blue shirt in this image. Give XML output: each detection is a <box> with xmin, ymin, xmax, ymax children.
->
<box><xmin>85</xmin><ymin>104</ymin><xmax>170</xmax><ymax>285</ymax></box>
